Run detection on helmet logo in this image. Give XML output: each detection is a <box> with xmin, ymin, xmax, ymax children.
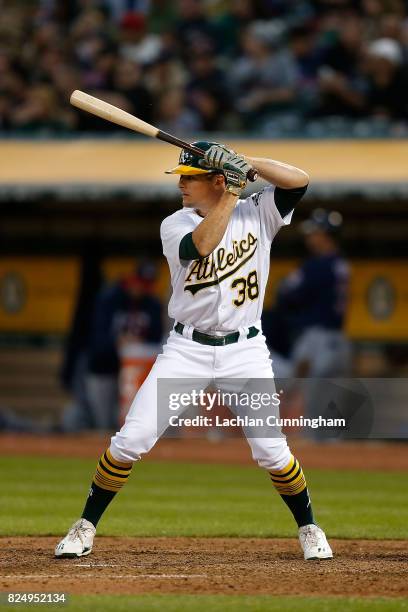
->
<box><xmin>179</xmin><ymin>150</ymin><xmax>194</xmax><ymax>165</ymax></box>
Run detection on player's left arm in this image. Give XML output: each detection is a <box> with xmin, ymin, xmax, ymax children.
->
<box><xmin>246</xmin><ymin>156</ymin><xmax>309</xmax><ymax>218</ymax></box>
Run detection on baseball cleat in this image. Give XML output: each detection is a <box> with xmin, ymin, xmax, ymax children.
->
<box><xmin>298</xmin><ymin>524</ymin><xmax>333</xmax><ymax>560</ymax></box>
<box><xmin>55</xmin><ymin>518</ymin><xmax>96</xmax><ymax>558</ymax></box>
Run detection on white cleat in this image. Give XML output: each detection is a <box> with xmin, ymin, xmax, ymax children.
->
<box><xmin>55</xmin><ymin>519</ymin><xmax>96</xmax><ymax>558</ymax></box>
<box><xmin>298</xmin><ymin>524</ymin><xmax>333</xmax><ymax>560</ymax></box>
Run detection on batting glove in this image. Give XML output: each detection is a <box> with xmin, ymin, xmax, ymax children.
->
<box><xmin>199</xmin><ymin>145</ymin><xmax>251</xmax><ymax>196</ymax></box>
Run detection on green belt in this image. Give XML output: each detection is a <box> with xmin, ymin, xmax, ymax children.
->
<box><xmin>174</xmin><ymin>322</ymin><xmax>259</xmax><ymax>346</ymax></box>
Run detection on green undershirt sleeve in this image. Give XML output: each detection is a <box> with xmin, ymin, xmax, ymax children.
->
<box><xmin>179</xmin><ymin>232</ymin><xmax>202</xmax><ymax>262</ymax></box>
<box><xmin>275</xmin><ymin>184</ymin><xmax>308</xmax><ymax>219</ymax></box>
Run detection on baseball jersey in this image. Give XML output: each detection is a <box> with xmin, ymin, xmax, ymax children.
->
<box><xmin>160</xmin><ymin>186</ymin><xmax>293</xmax><ymax>333</ymax></box>
<box><xmin>278</xmin><ymin>253</ymin><xmax>350</xmax><ymax>333</ymax></box>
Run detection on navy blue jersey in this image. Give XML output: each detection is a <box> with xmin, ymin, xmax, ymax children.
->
<box><xmin>88</xmin><ymin>283</ymin><xmax>163</xmax><ymax>375</ymax></box>
<box><xmin>278</xmin><ymin>254</ymin><xmax>349</xmax><ymax>334</ymax></box>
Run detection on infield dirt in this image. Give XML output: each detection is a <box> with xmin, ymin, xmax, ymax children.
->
<box><xmin>0</xmin><ymin>537</ymin><xmax>407</xmax><ymax>597</ymax></box>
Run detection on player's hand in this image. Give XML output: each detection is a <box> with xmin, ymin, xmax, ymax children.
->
<box><xmin>223</xmin><ymin>167</ymin><xmax>248</xmax><ymax>196</ymax></box>
<box><xmin>199</xmin><ymin>145</ymin><xmax>251</xmax><ymax>196</ymax></box>
<box><xmin>200</xmin><ymin>144</ymin><xmax>249</xmax><ymax>172</ymax></box>
<box><xmin>199</xmin><ymin>144</ymin><xmax>235</xmax><ymax>169</ymax></box>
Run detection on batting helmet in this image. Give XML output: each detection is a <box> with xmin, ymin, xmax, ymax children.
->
<box><xmin>165</xmin><ymin>141</ymin><xmax>224</xmax><ymax>176</ymax></box>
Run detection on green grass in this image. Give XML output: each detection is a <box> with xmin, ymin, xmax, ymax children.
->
<box><xmin>0</xmin><ymin>456</ymin><xmax>407</xmax><ymax>539</ymax></box>
<box><xmin>1</xmin><ymin>595</ymin><xmax>408</xmax><ymax>612</ymax></box>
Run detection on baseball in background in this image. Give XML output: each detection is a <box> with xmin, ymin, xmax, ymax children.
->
<box><xmin>0</xmin><ymin>2</ymin><xmax>407</xmax><ymax>611</ymax></box>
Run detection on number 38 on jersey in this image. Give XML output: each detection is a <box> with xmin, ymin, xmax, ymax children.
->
<box><xmin>231</xmin><ymin>270</ymin><xmax>259</xmax><ymax>307</ymax></box>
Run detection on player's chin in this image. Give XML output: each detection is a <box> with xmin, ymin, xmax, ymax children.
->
<box><xmin>181</xmin><ymin>196</ymin><xmax>194</xmax><ymax>207</ymax></box>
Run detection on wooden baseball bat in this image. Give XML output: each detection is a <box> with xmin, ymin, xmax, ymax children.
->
<box><xmin>70</xmin><ymin>90</ymin><xmax>258</xmax><ymax>182</ymax></box>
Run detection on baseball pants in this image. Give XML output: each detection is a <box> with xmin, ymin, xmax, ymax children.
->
<box><xmin>110</xmin><ymin>329</ymin><xmax>292</xmax><ymax>471</ymax></box>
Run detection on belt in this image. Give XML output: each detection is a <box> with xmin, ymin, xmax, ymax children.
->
<box><xmin>174</xmin><ymin>322</ymin><xmax>259</xmax><ymax>346</ymax></box>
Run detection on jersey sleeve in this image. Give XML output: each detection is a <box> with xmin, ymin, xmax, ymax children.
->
<box><xmin>249</xmin><ymin>185</ymin><xmax>294</xmax><ymax>245</ymax></box>
<box><xmin>160</xmin><ymin>212</ymin><xmax>198</xmax><ymax>267</ymax></box>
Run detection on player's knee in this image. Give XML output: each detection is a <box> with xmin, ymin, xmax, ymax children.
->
<box><xmin>251</xmin><ymin>439</ymin><xmax>292</xmax><ymax>472</ymax></box>
<box><xmin>109</xmin><ymin>439</ymin><xmax>140</xmax><ymax>464</ymax></box>
<box><xmin>110</xmin><ymin>429</ymin><xmax>157</xmax><ymax>463</ymax></box>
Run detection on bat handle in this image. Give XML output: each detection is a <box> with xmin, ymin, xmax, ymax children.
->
<box><xmin>247</xmin><ymin>168</ymin><xmax>258</xmax><ymax>182</ymax></box>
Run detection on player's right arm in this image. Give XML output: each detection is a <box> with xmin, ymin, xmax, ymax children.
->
<box><xmin>190</xmin><ymin>190</ymin><xmax>237</xmax><ymax>258</ymax></box>
<box><xmin>161</xmin><ymin>191</ymin><xmax>238</xmax><ymax>266</ymax></box>
<box><xmin>188</xmin><ymin>146</ymin><xmax>252</xmax><ymax>258</ymax></box>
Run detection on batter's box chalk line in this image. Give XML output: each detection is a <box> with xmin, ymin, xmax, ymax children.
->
<box><xmin>1</xmin><ymin>573</ymin><xmax>208</xmax><ymax>580</ymax></box>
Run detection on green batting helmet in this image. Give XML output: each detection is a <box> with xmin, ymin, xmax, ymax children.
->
<box><xmin>165</xmin><ymin>141</ymin><xmax>223</xmax><ymax>175</ymax></box>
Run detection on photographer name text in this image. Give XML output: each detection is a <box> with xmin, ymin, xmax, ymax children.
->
<box><xmin>168</xmin><ymin>415</ymin><xmax>346</xmax><ymax>429</ymax></box>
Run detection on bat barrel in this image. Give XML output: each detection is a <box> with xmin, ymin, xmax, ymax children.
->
<box><xmin>70</xmin><ymin>91</ymin><xmax>258</xmax><ymax>182</ymax></box>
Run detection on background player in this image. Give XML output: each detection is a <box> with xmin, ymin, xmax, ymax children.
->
<box><xmin>55</xmin><ymin>142</ymin><xmax>333</xmax><ymax>561</ymax></box>
<box><xmin>267</xmin><ymin>209</ymin><xmax>351</xmax><ymax>380</ymax></box>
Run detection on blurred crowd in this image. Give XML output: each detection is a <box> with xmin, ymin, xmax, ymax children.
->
<box><xmin>1</xmin><ymin>0</ymin><xmax>408</xmax><ymax>136</ymax></box>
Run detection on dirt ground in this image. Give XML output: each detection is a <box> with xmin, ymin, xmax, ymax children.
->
<box><xmin>0</xmin><ymin>537</ymin><xmax>407</xmax><ymax>597</ymax></box>
<box><xmin>1</xmin><ymin>433</ymin><xmax>408</xmax><ymax>471</ymax></box>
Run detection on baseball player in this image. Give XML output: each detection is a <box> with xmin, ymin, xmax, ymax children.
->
<box><xmin>55</xmin><ymin>142</ymin><xmax>333</xmax><ymax>561</ymax></box>
<box><xmin>284</xmin><ymin>209</ymin><xmax>351</xmax><ymax>378</ymax></box>
<box><xmin>272</xmin><ymin>210</ymin><xmax>351</xmax><ymax>441</ymax></box>
<box><xmin>267</xmin><ymin>209</ymin><xmax>351</xmax><ymax>380</ymax></box>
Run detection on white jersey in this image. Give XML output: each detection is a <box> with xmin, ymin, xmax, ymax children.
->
<box><xmin>160</xmin><ymin>186</ymin><xmax>293</xmax><ymax>333</ymax></box>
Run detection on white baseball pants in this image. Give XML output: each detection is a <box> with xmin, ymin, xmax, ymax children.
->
<box><xmin>110</xmin><ymin>330</ymin><xmax>292</xmax><ymax>471</ymax></box>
